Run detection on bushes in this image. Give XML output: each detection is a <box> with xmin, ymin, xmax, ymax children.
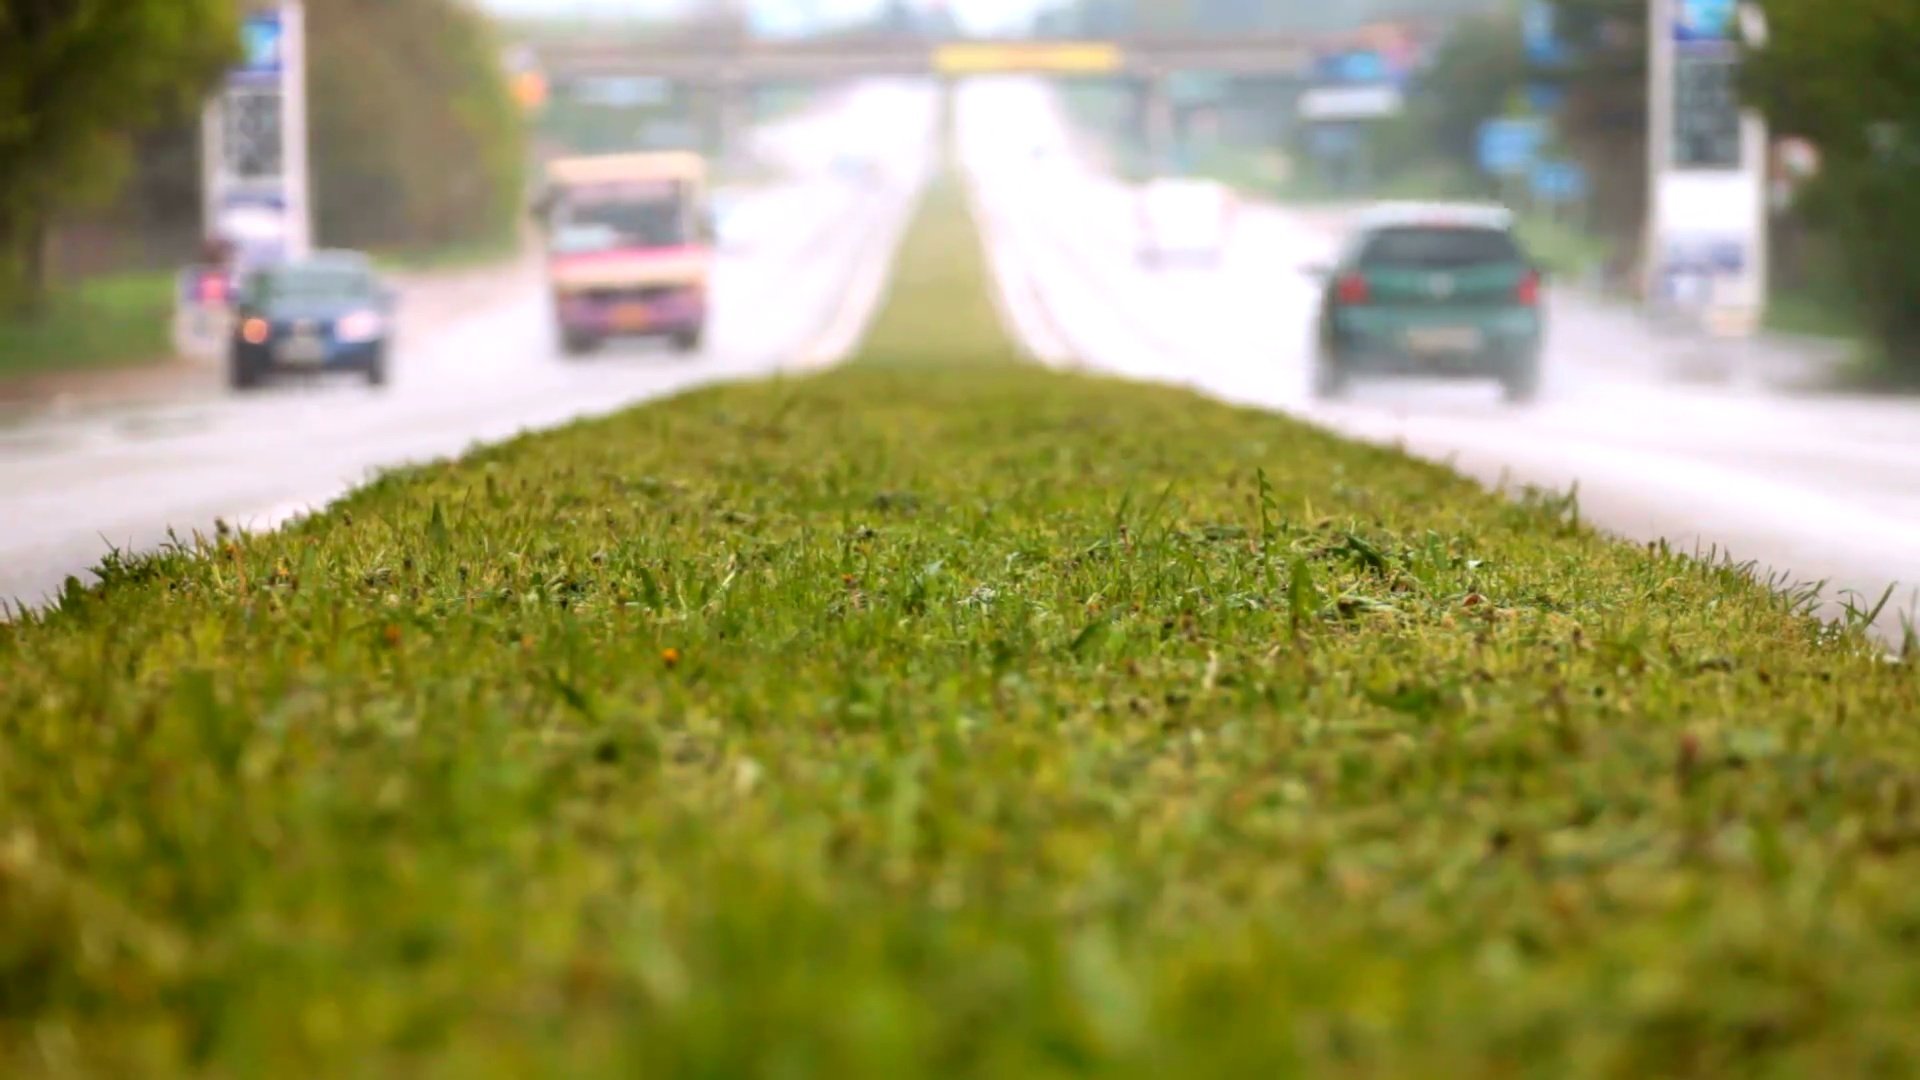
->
<box><xmin>1743</xmin><ymin>0</ymin><xmax>1920</xmax><ymax>379</ymax></box>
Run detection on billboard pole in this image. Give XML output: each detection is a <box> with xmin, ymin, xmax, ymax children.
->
<box><xmin>283</xmin><ymin>0</ymin><xmax>312</xmax><ymax>259</ymax></box>
<box><xmin>1644</xmin><ymin>0</ymin><xmax>1671</xmax><ymax>307</ymax></box>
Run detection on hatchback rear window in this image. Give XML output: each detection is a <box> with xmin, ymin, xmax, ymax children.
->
<box><xmin>1357</xmin><ymin>226</ymin><xmax>1522</xmax><ymax>269</ymax></box>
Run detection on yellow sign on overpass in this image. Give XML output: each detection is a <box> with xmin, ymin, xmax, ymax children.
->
<box><xmin>932</xmin><ymin>41</ymin><xmax>1122</xmax><ymax>75</ymax></box>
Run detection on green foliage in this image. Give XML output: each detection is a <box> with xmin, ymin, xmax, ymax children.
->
<box><xmin>0</xmin><ymin>0</ymin><xmax>238</xmax><ymax>311</ymax></box>
<box><xmin>1370</xmin><ymin>13</ymin><xmax>1528</xmax><ymax>186</ymax></box>
<box><xmin>1362</xmin><ymin>0</ymin><xmax>1644</xmax><ymax>266</ymax></box>
<box><xmin>5</xmin><ymin>175</ymin><xmax>1920</xmax><ymax>1074</ymax></box>
<box><xmin>308</xmin><ymin>0</ymin><xmax>526</xmax><ymax>257</ymax></box>
<box><xmin>1745</xmin><ymin>0</ymin><xmax>1920</xmax><ymax>378</ymax></box>
<box><xmin>0</xmin><ymin>270</ymin><xmax>173</xmax><ymax>377</ymax></box>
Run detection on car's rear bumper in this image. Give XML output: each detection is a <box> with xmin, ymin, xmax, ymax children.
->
<box><xmin>554</xmin><ymin>289</ymin><xmax>706</xmax><ymax>337</ymax></box>
<box><xmin>1330</xmin><ymin>309</ymin><xmax>1541</xmax><ymax>375</ymax></box>
<box><xmin>1329</xmin><ymin>348</ymin><xmax>1536</xmax><ymax>378</ymax></box>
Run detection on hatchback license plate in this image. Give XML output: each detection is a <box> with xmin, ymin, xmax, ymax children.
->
<box><xmin>1406</xmin><ymin>326</ymin><xmax>1483</xmax><ymax>354</ymax></box>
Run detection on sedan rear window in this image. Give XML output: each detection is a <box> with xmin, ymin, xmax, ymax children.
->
<box><xmin>246</xmin><ymin>266</ymin><xmax>373</xmax><ymax>304</ymax></box>
<box><xmin>1357</xmin><ymin>226</ymin><xmax>1523</xmax><ymax>269</ymax></box>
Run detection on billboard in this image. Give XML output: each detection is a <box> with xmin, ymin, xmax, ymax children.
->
<box><xmin>204</xmin><ymin>2</ymin><xmax>309</xmax><ymax>267</ymax></box>
<box><xmin>1647</xmin><ymin>0</ymin><xmax>1766</xmax><ymax>334</ymax></box>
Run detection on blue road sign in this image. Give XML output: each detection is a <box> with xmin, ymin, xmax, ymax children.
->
<box><xmin>1476</xmin><ymin>118</ymin><xmax>1547</xmax><ymax>177</ymax></box>
<box><xmin>1523</xmin><ymin>1</ymin><xmax>1568</xmax><ymax>66</ymax></box>
<box><xmin>1676</xmin><ymin>0</ymin><xmax>1737</xmax><ymax>42</ymax></box>
<box><xmin>1530</xmin><ymin>160</ymin><xmax>1589</xmax><ymax>203</ymax></box>
<box><xmin>234</xmin><ymin>12</ymin><xmax>284</xmax><ymax>83</ymax></box>
<box><xmin>1315</xmin><ymin>50</ymin><xmax>1388</xmax><ymax>85</ymax></box>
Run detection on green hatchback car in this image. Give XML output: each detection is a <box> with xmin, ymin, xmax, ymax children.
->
<box><xmin>1308</xmin><ymin>204</ymin><xmax>1545</xmax><ymax>403</ymax></box>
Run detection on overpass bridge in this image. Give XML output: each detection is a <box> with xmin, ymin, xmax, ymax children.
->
<box><xmin>521</xmin><ymin>26</ymin><xmax>1441</xmax><ymax>168</ymax></box>
<box><xmin>524</xmin><ymin>31</ymin><xmax>1355</xmax><ymax>83</ymax></box>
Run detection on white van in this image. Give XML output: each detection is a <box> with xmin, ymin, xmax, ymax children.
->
<box><xmin>1136</xmin><ymin>177</ymin><xmax>1234</xmax><ymax>267</ymax></box>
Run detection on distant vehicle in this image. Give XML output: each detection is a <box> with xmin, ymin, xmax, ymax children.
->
<box><xmin>1136</xmin><ymin>177</ymin><xmax>1235</xmax><ymax>267</ymax></box>
<box><xmin>533</xmin><ymin>151</ymin><xmax>714</xmax><ymax>356</ymax></box>
<box><xmin>229</xmin><ymin>252</ymin><xmax>395</xmax><ymax>390</ymax></box>
<box><xmin>1307</xmin><ymin>203</ymin><xmax>1545</xmax><ymax>403</ymax></box>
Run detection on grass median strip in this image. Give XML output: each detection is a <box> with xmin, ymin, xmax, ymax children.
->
<box><xmin>6</xmin><ymin>177</ymin><xmax>1920</xmax><ymax>1076</ymax></box>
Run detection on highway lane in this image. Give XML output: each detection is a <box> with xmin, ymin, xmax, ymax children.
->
<box><xmin>0</xmin><ymin>80</ymin><xmax>937</xmax><ymax>612</ymax></box>
<box><xmin>959</xmin><ymin>77</ymin><xmax>1920</xmax><ymax>641</ymax></box>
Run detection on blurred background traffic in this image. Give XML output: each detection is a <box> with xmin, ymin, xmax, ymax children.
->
<box><xmin>2</xmin><ymin>0</ymin><xmax>1916</xmax><ymax>636</ymax></box>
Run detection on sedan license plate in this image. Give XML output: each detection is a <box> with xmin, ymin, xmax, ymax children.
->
<box><xmin>610</xmin><ymin>303</ymin><xmax>651</xmax><ymax>331</ymax></box>
<box><xmin>1406</xmin><ymin>326</ymin><xmax>1484</xmax><ymax>355</ymax></box>
<box><xmin>278</xmin><ymin>336</ymin><xmax>326</xmax><ymax>365</ymax></box>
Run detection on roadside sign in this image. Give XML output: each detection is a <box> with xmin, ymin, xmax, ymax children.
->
<box><xmin>1525</xmin><ymin>81</ymin><xmax>1566</xmax><ymax>115</ymax></box>
<box><xmin>1476</xmin><ymin>118</ymin><xmax>1546</xmax><ymax>177</ymax></box>
<box><xmin>1300</xmin><ymin>85</ymin><xmax>1404</xmax><ymax>122</ymax></box>
<box><xmin>1530</xmin><ymin>159</ymin><xmax>1588</xmax><ymax>203</ymax></box>
<box><xmin>1675</xmin><ymin>0</ymin><xmax>1738</xmax><ymax>43</ymax></box>
<box><xmin>1523</xmin><ymin>1</ymin><xmax>1569</xmax><ymax>66</ymax></box>
<box><xmin>1315</xmin><ymin>50</ymin><xmax>1389</xmax><ymax>85</ymax></box>
<box><xmin>234</xmin><ymin>12</ymin><xmax>285</xmax><ymax>82</ymax></box>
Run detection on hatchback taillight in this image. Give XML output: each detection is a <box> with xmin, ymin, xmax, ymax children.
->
<box><xmin>1335</xmin><ymin>273</ymin><xmax>1370</xmax><ymax>305</ymax></box>
<box><xmin>1515</xmin><ymin>270</ymin><xmax>1541</xmax><ymax>307</ymax></box>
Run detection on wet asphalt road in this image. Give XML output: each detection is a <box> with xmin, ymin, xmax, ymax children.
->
<box><xmin>958</xmin><ymin>78</ymin><xmax>1920</xmax><ymax>641</ymax></box>
<box><xmin>0</xmin><ymin>82</ymin><xmax>938</xmax><ymax>612</ymax></box>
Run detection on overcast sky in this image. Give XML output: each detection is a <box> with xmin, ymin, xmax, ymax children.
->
<box><xmin>475</xmin><ymin>0</ymin><xmax>1048</xmax><ymax>36</ymax></box>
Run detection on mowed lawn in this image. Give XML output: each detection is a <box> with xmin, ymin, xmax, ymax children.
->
<box><xmin>4</xmin><ymin>179</ymin><xmax>1920</xmax><ymax>1077</ymax></box>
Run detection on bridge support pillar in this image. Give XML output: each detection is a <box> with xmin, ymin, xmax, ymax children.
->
<box><xmin>1138</xmin><ymin>74</ymin><xmax>1174</xmax><ymax>174</ymax></box>
<box><xmin>709</xmin><ymin>76</ymin><xmax>749</xmax><ymax>170</ymax></box>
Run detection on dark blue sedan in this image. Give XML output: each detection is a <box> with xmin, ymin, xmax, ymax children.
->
<box><xmin>230</xmin><ymin>253</ymin><xmax>396</xmax><ymax>389</ymax></box>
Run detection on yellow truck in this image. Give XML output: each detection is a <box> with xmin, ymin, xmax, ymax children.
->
<box><xmin>533</xmin><ymin>151</ymin><xmax>714</xmax><ymax>356</ymax></box>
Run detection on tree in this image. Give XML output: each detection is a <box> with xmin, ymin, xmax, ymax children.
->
<box><xmin>1540</xmin><ymin>0</ymin><xmax>1647</xmax><ymax>271</ymax></box>
<box><xmin>305</xmin><ymin>0</ymin><xmax>525</xmax><ymax>256</ymax></box>
<box><xmin>1371</xmin><ymin>13</ymin><xmax>1529</xmax><ymax>189</ymax></box>
<box><xmin>0</xmin><ymin>0</ymin><xmax>239</xmax><ymax>313</ymax></box>
<box><xmin>1744</xmin><ymin>0</ymin><xmax>1920</xmax><ymax>377</ymax></box>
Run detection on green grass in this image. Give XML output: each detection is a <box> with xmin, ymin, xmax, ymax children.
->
<box><xmin>6</xmin><ymin>177</ymin><xmax>1920</xmax><ymax>1077</ymax></box>
<box><xmin>1515</xmin><ymin>214</ymin><xmax>1613</xmax><ymax>280</ymax></box>
<box><xmin>1765</xmin><ymin>286</ymin><xmax>1865</xmax><ymax>343</ymax></box>
<box><xmin>0</xmin><ymin>271</ymin><xmax>174</xmax><ymax>378</ymax></box>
